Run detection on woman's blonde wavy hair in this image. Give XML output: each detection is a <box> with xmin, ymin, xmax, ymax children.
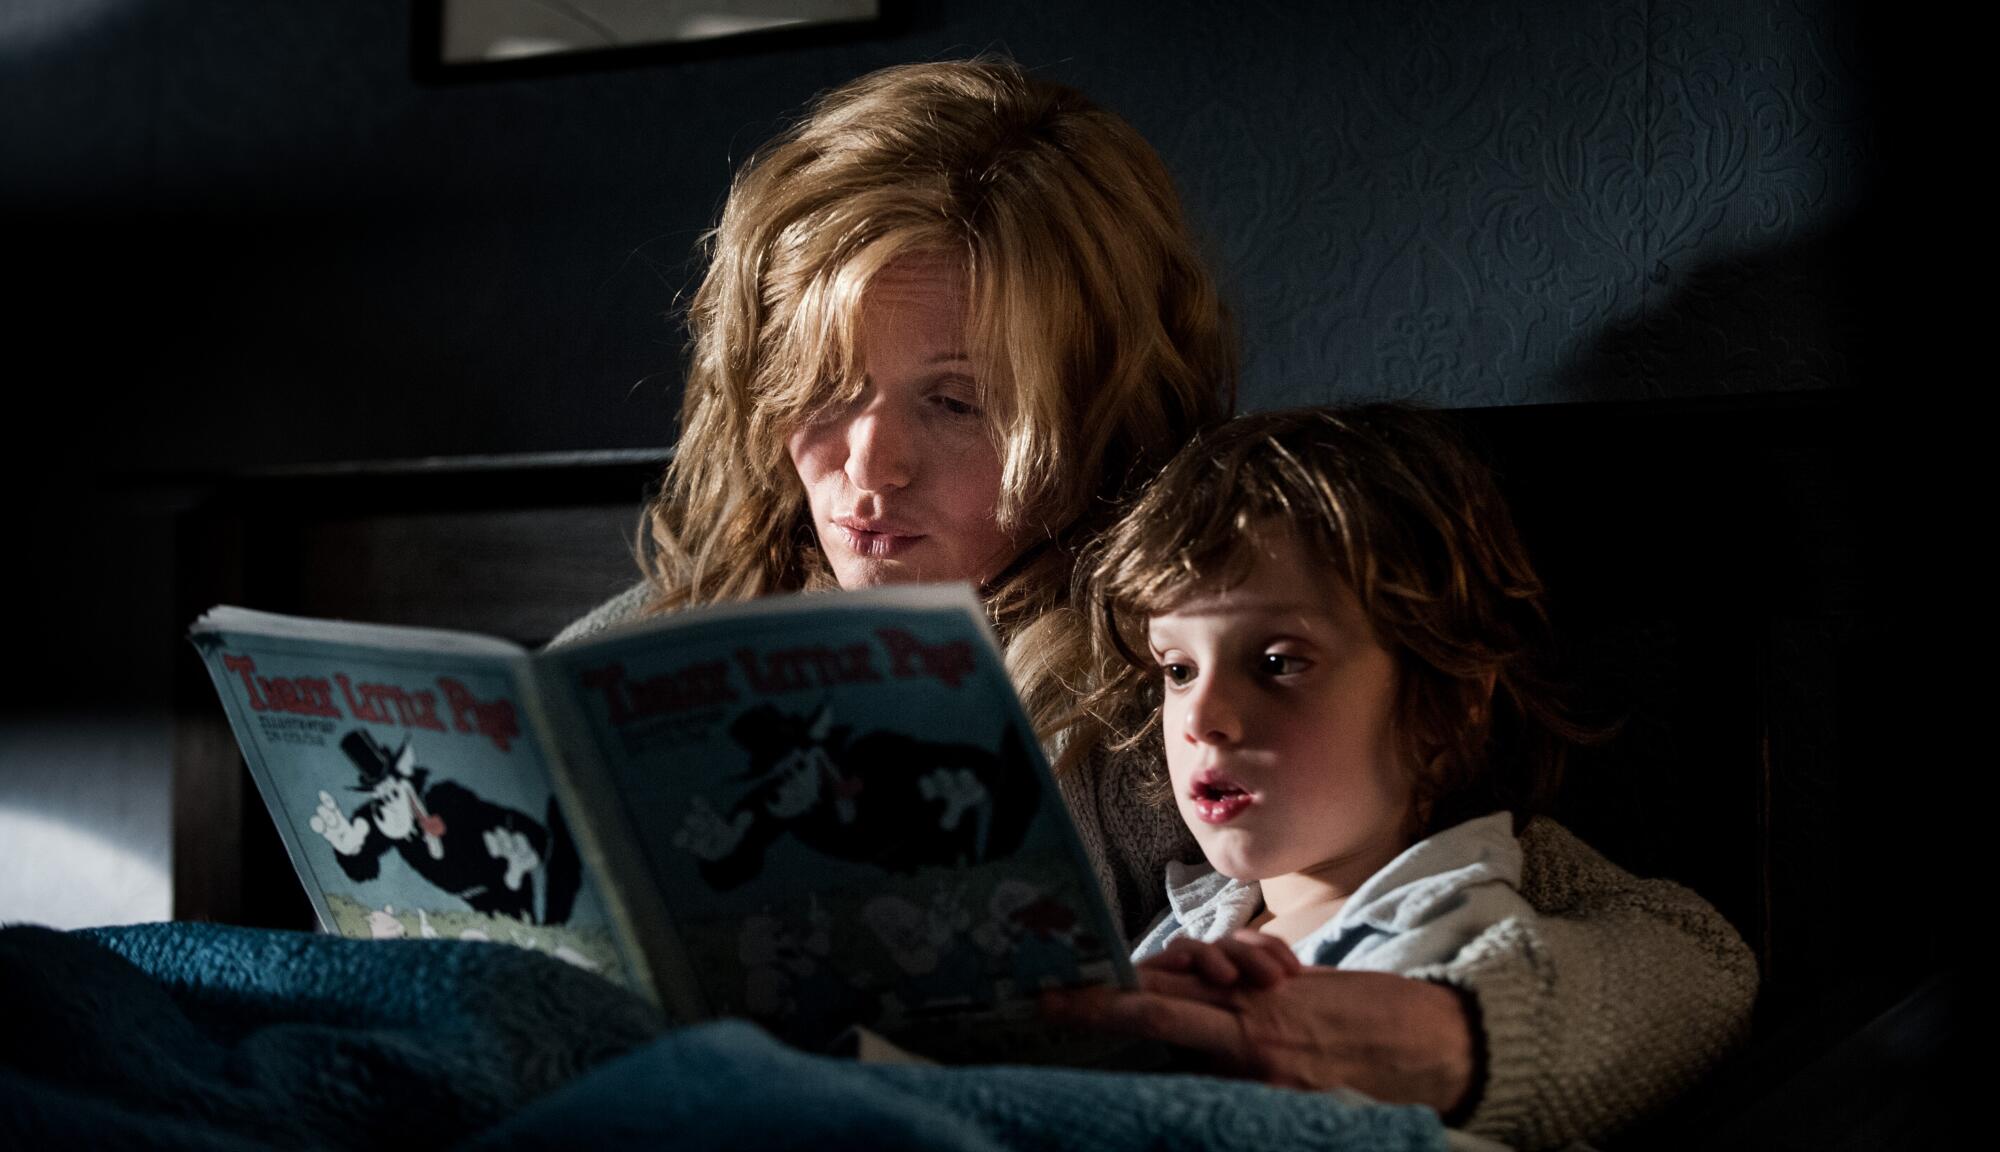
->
<box><xmin>640</xmin><ymin>58</ymin><xmax>1233</xmax><ymax>748</ymax></box>
<box><xmin>1081</xmin><ymin>405</ymin><xmax>1604</xmax><ymax>835</ymax></box>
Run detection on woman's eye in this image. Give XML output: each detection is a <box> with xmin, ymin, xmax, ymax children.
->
<box><xmin>931</xmin><ymin>393</ymin><xmax>982</xmax><ymax>418</ymax></box>
<box><xmin>1160</xmin><ymin>662</ymin><xmax>1194</xmax><ymax>687</ymax></box>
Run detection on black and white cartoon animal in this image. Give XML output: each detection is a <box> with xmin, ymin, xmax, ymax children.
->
<box><xmin>309</xmin><ymin>730</ymin><xmax>581</xmax><ymax>924</ymax></box>
<box><xmin>673</xmin><ymin>703</ymin><xmax>1041</xmax><ymax>890</ymax></box>
<box><xmin>862</xmin><ymin>885</ymin><xmax>994</xmax><ymax>1010</ymax></box>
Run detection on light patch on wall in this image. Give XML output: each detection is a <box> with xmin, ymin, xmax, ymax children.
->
<box><xmin>440</xmin><ymin>0</ymin><xmax>880</xmax><ymax>64</ymax></box>
<box><xmin>0</xmin><ymin>714</ymin><xmax>172</xmax><ymax>930</ymax></box>
<box><xmin>0</xmin><ymin>0</ymin><xmax>131</xmax><ymax>55</ymax></box>
<box><xmin>0</xmin><ymin>807</ymin><xmax>170</xmax><ymax>929</ymax></box>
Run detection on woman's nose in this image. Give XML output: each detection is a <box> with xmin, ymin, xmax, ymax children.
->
<box><xmin>1182</xmin><ymin>677</ymin><xmax>1243</xmax><ymax>745</ymax></box>
<box><xmin>844</xmin><ymin>403</ymin><xmax>917</xmax><ymax>492</ymax></box>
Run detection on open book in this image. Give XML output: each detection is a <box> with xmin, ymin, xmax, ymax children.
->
<box><xmin>188</xmin><ymin>586</ymin><xmax>1134</xmax><ymax>1063</ymax></box>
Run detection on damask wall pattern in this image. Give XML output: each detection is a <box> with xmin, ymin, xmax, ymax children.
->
<box><xmin>1</xmin><ymin>0</ymin><xmax>1877</xmax><ymax>470</ymax></box>
<box><xmin>1129</xmin><ymin>0</ymin><xmax>1877</xmax><ymax>409</ymax></box>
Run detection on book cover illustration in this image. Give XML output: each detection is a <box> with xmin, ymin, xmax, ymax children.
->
<box><xmin>544</xmin><ymin>591</ymin><xmax>1129</xmax><ymax>1057</ymax></box>
<box><xmin>189</xmin><ymin>619</ymin><xmax>630</xmax><ymax>984</ymax></box>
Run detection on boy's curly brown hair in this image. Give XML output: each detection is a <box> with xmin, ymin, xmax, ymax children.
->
<box><xmin>1077</xmin><ymin>404</ymin><xmax>1600</xmax><ymax>836</ymax></box>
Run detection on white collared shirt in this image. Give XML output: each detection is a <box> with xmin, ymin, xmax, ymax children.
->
<box><xmin>1130</xmin><ymin>812</ymin><xmax>1534</xmax><ymax>972</ymax></box>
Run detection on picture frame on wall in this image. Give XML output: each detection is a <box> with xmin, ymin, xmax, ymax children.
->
<box><xmin>412</xmin><ymin>0</ymin><xmax>897</xmax><ymax>83</ymax></box>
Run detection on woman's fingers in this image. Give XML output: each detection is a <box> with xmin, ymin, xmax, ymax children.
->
<box><xmin>1135</xmin><ymin>965</ymin><xmax>1243</xmax><ymax>1007</ymax></box>
<box><xmin>1039</xmin><ymin>984</ymin><xmax>1250</xmax><ymax>1066</ymax></box>
<box><xmin>1048</xmin><ymin>969</ymin><xmax>1476</xmax><ymax>1113</ymax></box>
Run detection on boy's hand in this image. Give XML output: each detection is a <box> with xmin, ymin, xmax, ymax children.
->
<box><xmin>1139</xmin><ymin>929</ymin><xmax>1302</xmax><ymax>990</ymax></box>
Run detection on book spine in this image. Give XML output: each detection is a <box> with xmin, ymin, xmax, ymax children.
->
<box><xmin>521</xmin><ymin>654</ymin><xmax>710</xmax><ymax>1022</ymax></box>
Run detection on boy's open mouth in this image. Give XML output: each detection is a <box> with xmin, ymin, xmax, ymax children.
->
<box><xmin>1189</xmin><ymin>770</ymin><xmax>1254</xmax><ymax>824</ymax></box>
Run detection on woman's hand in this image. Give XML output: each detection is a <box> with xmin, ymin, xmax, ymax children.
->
<box><xmin>1044</xmin><ymin>961</ymin><xmax>1477</xmax><ymax>1117</ymax></box>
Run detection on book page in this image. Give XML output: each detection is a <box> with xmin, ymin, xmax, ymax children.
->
<box><xmin>188</xmin><ymin>610</ymin><xmax>639</xmax><ymax>990</ymax></box>
<box><xmin>537</xmin><ymin>585</ymin><xmax>1133</xmax><ymax>1062</ymax></box>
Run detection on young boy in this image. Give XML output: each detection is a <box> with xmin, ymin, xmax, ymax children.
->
<box><xmin>1084</xmin><ymin>404</ymin><xmax>1593</xmax><ymax>985</ymax></box>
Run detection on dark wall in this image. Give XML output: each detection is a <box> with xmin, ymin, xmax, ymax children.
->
<box><xmin>5</xmin><ymin>0</ymin><xmax>1879</xmax><ymax>479</ymax></box>
<box><xmin>2</xmin><ymin>1</ymin><xmax>1891</xmax><ymax>935</ymax></box>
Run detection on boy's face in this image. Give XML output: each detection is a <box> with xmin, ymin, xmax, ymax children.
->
<box><xmin>1148</xmin><ymin>532</ymin><xmax>1414</xmax><ymax>888</ymax></box>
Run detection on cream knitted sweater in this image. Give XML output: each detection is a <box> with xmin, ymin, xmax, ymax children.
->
<box><xmin>552</xmin><ymin>585</ymin><xmax>1758</xmax><ymax>1150</ymax></box>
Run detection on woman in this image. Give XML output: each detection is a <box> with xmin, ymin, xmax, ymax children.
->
<box><xmin>556</xmin><ymin>58</ymin><xmax>1757</xmax><ymax>1151</ymax></box>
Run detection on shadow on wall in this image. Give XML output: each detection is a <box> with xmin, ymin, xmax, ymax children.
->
<box><xmin>1505</xmin><ymin>190</ymin><xmax>1929</xmax><ymax>1059</ymax></box>
<box><xmin>1554</xmin><ymin>212</ymin><xmax>1878</xmax><ymax>402</ymax></box>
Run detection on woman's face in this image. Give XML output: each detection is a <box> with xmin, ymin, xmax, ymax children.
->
<box><xmin>787</xmin><ymin>258</ymin><xmax>1024</xmax><ymax>590</ymax></box>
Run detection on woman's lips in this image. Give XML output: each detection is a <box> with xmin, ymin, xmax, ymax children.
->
<box><xmin>833</xmin><ymin>518</ymin><xmax>926</xmax><ymax>558</ymax></box>
<box><xmin>1189</xmin><ymin>769</ymin><xmax>1255</xmax><ymax>825</ymax></box>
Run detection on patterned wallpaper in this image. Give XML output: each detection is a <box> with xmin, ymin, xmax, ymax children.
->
<box><xmin>1135</xmin><ymin>0</ymin><xmax>1878</xmax><ymax>408</ymax></box>
<box><xmin>1</xmin><ymin>0</ymin><xmax>1878</xmax><ymax>469</ymax></box>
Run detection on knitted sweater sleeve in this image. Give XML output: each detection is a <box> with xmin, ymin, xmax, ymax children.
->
<box><xmin>1410</xmin><ymin>817</ymin><xmax>1759</xmax><ymax>1151</ymax></box>
<box><xmin>547</xmin><ymin>581</ymin><xmax>655</xmax><ymax>650</ymax></box>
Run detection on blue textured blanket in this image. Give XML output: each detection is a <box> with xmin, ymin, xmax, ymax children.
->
<box><xmin>0</xmin><ymin>923</ymin><xmax>1445</xmax><ymax>1151</ymax></box>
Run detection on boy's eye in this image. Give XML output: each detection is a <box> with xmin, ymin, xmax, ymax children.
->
<box><xmin>1260</xmin><ymin>653</ymin><xmax>1311</xmax><ymax>677</ymax></box>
